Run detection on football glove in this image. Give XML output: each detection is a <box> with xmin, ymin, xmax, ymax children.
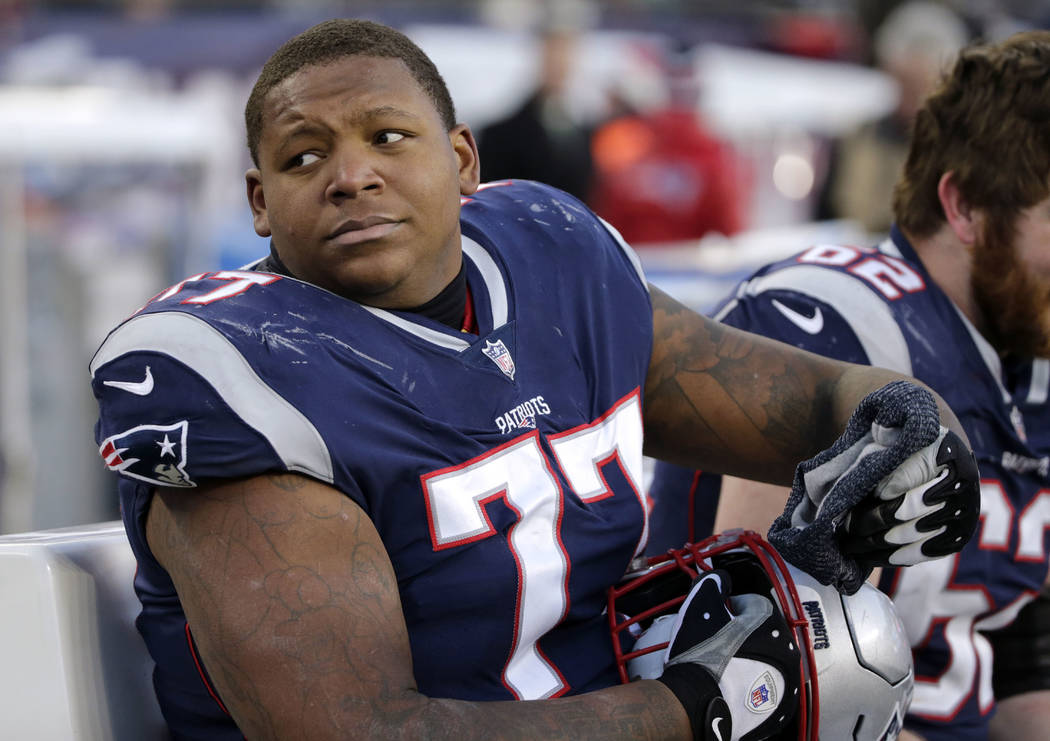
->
<box><xmin>768</xmin><ymin>380</ymin><xmax>979</xmax><ymax>594</ymax></box>
<box><xmin>840</xmin><ymin>425</ymin><xmax>980</xmax><ymax>567</ymax></box>
<box><xmin>648</xmin><ymin>570</ymin><xmax>800</xmax><ymax>741</ymax></box>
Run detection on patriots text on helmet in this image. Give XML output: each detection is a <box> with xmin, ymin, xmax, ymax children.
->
<box><xmin>802</xmin><ymin>600</ymin><xmax>830</xmax><ymax>650</ymax></box>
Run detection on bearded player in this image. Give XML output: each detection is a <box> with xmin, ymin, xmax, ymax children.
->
<box><xmin>650</xmin><ymin>30</ymin><xmax>1050</xmax><ymax>741</ymax></box>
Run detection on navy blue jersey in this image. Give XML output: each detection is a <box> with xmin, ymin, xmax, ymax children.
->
<box><xmin>651</xmin><ymin>226</ymin><xmax>1050</xmax><ymax>740</ymax></box>
<box><xmin>91</xmin><ymin>181</ymin><xmax>654</xmax><ymax>739</ymax></box>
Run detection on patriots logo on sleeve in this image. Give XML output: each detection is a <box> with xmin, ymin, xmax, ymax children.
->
<box><xmin>98</xmin><ymin>420</ymin><xmax>195</xmax><ymax>488</ymax></box>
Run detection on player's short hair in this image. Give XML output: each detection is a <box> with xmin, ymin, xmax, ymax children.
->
<box><xmin>893</xmin><ymin>31</ymin><xmax>1050</xmax><ymax>238</ymax></box>
<box><xmin>245</xmin><ymin>18</ymin><xmax>457</xmax><ymax>166</ymax></box>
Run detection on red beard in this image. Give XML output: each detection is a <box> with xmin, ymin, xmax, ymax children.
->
<box><xmin>971</xmin><ymin>225</ymin><xmax>1050</xmax><ymax>359</ymax></box>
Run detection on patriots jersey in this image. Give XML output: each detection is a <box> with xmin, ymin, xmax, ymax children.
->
<box><xmin>91</xmin><ymin>181</ymin><xmax>654</xmax><ymax>739</ymax></box>
<box><xmin>651</xmin><ymin>226</ymin><xmax>1050</xmax><ymax>740</ymax></box>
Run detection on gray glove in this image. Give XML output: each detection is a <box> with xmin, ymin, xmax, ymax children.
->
<box><xmin>768</xmin><ymin>380</ymin><xmax>979</xmax><ymax>594</ymax></box>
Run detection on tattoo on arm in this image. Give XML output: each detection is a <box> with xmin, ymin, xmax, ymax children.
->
<box><xmin>643</xmin><ymin>285</ymin><xmax>842</xmax><ymax>482</ymax></box>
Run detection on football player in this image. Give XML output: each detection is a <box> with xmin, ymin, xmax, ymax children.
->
<box><xmin>91</xmin><ymin>19</ymin><xmax>977</xmax><ymax>741</ymax></box>
<box><xmin>650</xmin><ymin>30</ymin><xmax>1050</xmax><ymax>741</ymax></box>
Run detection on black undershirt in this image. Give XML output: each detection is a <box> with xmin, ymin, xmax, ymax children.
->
<box><xmin>252</xmin><ymin>243</ymin><xmax>468</xmax><ymax>331</ymax></box>
<box><xmin>404</xmin><ymin>261</ymin><xmax>468</xmax><ymax>330</ymax></box>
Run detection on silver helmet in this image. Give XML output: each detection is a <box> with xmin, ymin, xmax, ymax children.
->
<box><xmin>609</xmin><ymin>530</ymin><xmax>914</xmax><ymax>740</ymax></box>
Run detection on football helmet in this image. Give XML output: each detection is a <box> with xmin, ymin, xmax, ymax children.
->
<box><xmin>608</xmin><ymin>530</ymin><xmax>913</xmax><ymax>740</ymax></box>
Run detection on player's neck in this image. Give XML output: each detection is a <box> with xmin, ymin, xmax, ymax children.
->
<box><xmin>257</xmin><ymin>243</ymin><xmax>471</xmax><ymax>332</ymax></box>
<box><xmin>909</xmin><ymin>227</ymin><xmax>984</xmax><ymax>332</ymax></box>
<box><xmin>403</xmin><ymin>262</ymin><xmax>470</xmax><ymax>331</ymax></box>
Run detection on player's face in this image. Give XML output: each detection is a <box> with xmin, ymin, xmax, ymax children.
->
<box><xmin>247</xmin><ymin>56</ymin><xmax>480</xmax><ymax>308</ymax></box>
<box><xmin>972</xmin><ymin>194</ymin><xmax>1050</xmax><ymax>357</ymax></box>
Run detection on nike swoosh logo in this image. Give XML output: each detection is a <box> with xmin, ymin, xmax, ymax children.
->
<box><xmin>771</xmin><ymin>299</ymin><xmax>824</xmax><ymax>334</ymax></box>
<box><xmin>103</xmin><ymin>366</ymin><xmax>154</xmax><ymax>396</ymax></box>
<box><xmin>712</xmin><ymin>717</ymin><xmax>725</xmax><ymax>741</ymax></box>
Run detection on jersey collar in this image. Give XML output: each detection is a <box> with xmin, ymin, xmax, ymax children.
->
<box><xmin>888</xmin><ymin>224</ymin><xmax>1013</xmax><ymax>403</ymax></box>
<box><xmin>359</xmin><ymin>236</ymin><xmax>509</xmax><ymax>352</ymax></box>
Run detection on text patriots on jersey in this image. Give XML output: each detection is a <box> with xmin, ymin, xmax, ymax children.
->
<box><xmin>496</xmin><ymin>395</ymin><xmax>552</xmax><ymax>434</ymax></box>
<box><xmin>1001</xmin><ymin>450</ymin><xmax>1049</xmax><ymax>478</ymax></box>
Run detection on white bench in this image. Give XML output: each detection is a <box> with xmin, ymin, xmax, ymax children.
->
<box><xmin>0</xmin><ymin>521</ymin><xmax>168</xmax><ymax>740</ymax></box>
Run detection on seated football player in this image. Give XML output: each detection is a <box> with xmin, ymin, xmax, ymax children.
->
<box><xmin>91</xmin><ymin>18</ymin><xmax>980</xmax><ymax>741</ymax></box>
<box><xmin>649</xmin><ymin>30</ymin><xmax>1050</xmax><ymax>741</ymax></box>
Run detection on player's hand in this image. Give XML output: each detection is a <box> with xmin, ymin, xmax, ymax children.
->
<box><xmin>640</xmin><ymin>570</ymin><xmax>800</xmax><ymax>741</ymax></box>
<box><xmin>768</xmin><ymin>380</ymin><xmax>979</xmax><ymax>594</ymax></box>
<box><xmin>840</xmin><ymin>426</ymin><xmax>980</xmax><ymax>567</ymax></box>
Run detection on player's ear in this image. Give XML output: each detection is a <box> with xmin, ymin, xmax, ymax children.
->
<box><xmin>246</xmin><ymin>168</ymin><xmax>272</xmax><ymax>237</ymax></box>
<box><xmin>938</xmin><ymin>171</ymin><xmax>980</xmax><ymax>245</ymax></box>
<box><xmin>450</xmin><ymin>124</ymin><xmax>480</xmax><ymax>196</ymax></box>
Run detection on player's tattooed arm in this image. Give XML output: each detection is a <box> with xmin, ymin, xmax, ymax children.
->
<box><xmin>147</xmin><ymin>473</ymin><xmax>694</xmax><ymax>740</ymax></box>
<box><xmin>642</xmin><ymin>285</ymin><xmax>965</xmax><ymax>483</ymax></box>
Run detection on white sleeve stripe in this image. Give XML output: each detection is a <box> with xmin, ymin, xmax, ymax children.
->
<box><xmin>462</xmin><ymin>236</ymin><xmax>509</xmax><ymax>326</ymax></box>
<box><xmin>877</xmin><ymin>237</ymin><xmax>903</xmax><ymax>258</ymax></box>
<box><xmin>1029</xmin><ymin>358</ymin><xmax>1049</xmax><ymax>405</ymax></box>
<box><xmin>598</xmin><ymin>217</ymin><xmax>649</xmax><ymax>291</ymax></box>
<box><xmin>90</xmin><ymin>312</ymin><xmax>335</xmax><ymax>483</ymax></box>
<box><xmin>712</xmin><ymin>297</ymin><xmax>740</xmax><ymax>322</ymax></box>
<box><xmin>742</xmin><ymin>266</ymin><xmax>913</xmax><ymax>375</ymax></box>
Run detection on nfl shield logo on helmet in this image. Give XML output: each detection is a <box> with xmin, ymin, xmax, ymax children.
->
<box><xmin>98</xmin><ymin>420</ymin><xmax>195</xmax><ymax>488</ymax></box>
<box><xmin>746</xmin><ymin>671</ymin><xmax>778</xmax><ymax>714</ymax></box>
<box><xmin>482</xmin><ymin>339</ymin><xmax>516</xmax><ymax>380</ymax></box>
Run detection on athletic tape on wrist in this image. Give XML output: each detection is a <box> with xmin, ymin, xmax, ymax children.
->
<box><xmin>657</xmin><ymin>662</ymin><xmax>731</xmax><ymax>741</ymax></box>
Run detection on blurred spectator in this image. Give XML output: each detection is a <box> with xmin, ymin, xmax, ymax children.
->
<box><xmin>123</xmin><ymin>0</ymin><xmax>175</xmax><ymax>22</ymax></box>
<box><xmin>0</xmin><ymin>0</ymin><xmax>26</xmax><ymax>50</ymax></box>
<box><xmin>588</xmin><ymin>46</ymin><xmax>748</xmax><ymax>245</ymax></box>
<box><xmin>764</xmin><ymin>10</ymin><xmax>864</xmax><ymax>61</ymax></box>
<box><xmin>817</xmin><ymin>1</ymin><xmax>970</xmax><ymax>234</ymax></box>
<box><xmin>477</xmin><ymin>24</ymin><xmax>594</xmax><ymax>201</ymax></box>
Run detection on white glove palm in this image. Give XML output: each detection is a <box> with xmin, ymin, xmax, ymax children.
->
<box><xmin>843</xmin><ymin>425</ymin><xmax>980</xmax><ymax>566</ymax></box>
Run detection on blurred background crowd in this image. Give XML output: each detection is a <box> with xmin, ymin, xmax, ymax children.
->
<box><xmin>0</xmin><ymin>0</ymin><xmax>1044</xmax><ymax>534</ymax></box>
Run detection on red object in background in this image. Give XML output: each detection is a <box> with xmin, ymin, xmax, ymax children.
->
<box><xmin>589</xmin><ymin>108</ymin><xmax>749</xmax><ymax>246</ymax></box>
<box><xmin>766</xmin><ymin>13</ymin><xmax>864</xmax><ymax>61</ymax></box>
